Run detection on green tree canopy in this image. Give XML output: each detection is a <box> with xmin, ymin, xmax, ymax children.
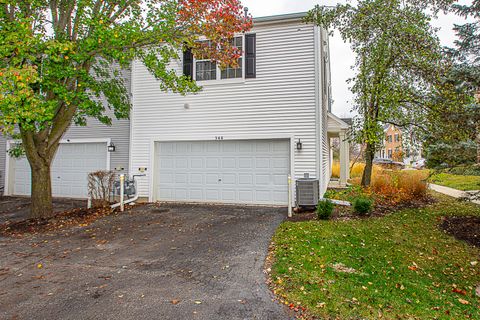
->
<box><xmin>0</xmin><ymin>0</ymin><xmax>251</xmax><ymax>217</ymax></box>
<box><xmin>306</xmin><ymin>0</ymin><xmax>447</xmax><ymax>185</ymax></box>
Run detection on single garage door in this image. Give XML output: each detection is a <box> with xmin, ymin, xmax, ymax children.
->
<box><xmin>12</xmin><ymin>142</ymin><xmax>108</xmax><ymax>198</ymax></box>
<box><xmin>155</xmin><ymin>139</ymin><xmax>290</xmax><ymax>205</ymax></box>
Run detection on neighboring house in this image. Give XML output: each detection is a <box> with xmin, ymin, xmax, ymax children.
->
<box><xmin>2</xmin><ymin>12</ymin><xmax>349</xmax><ymax>208</ymax></box>
<box><xmin>378</xmin><ymin>124</ymin><xmax>403</xmax><ymax>161</ymax></box>
<box><xmin>376</xmin><ymin>124</ymin><xmax>422</xmax><ymax>165</ymax></box>
<box><xmin>0</xmin><ymin>69</ymin><xmax>131</xmax><ymax>198</ymax></box>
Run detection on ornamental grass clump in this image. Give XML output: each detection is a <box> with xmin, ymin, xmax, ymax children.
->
<box><xmin>317</xmin><ymin>199</ymin><xmax>335</xmax><ymax>220</ymax></box>
<box><xmin>369</xmin><ymin>169</ymin><xmax>428</xmax><ymax>203</ymax></box>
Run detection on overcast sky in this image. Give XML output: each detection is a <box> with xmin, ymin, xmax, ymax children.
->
<box><xmin>242</xmin><ymin>0</ymin><xmax>472</xmax><ymax>118</ymax></box>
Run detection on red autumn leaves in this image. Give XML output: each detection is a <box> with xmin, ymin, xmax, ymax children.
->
<box><xmin>177</xmin><ymin>0</ymin><xmax>253</xmax><ymax>68</ymax></box>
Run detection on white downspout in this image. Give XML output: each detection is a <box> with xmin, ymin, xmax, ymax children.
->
<box><xmin>288</xmin><ymin>174</ymin><xmax>293</xmax><ymax>217</ymax></box>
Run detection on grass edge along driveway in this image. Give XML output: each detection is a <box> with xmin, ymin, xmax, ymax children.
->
<box><xmin>269</xmin><ymin>194</ymin><xmax>479</xmax><ymax>319</ymax></box>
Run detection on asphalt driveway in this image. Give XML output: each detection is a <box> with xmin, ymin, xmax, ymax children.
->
<box><xmin>0</xmin><ymin>202</ymin><xmax>291</xmax><ymax>320</ymax></box>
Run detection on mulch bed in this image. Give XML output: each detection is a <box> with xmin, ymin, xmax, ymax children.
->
<box><xmin>0</xmin><ymin>206</ymin><xmax>131</xmax><ymax>237</ymax></box>
<box><xmin>287</xmin><ymin>196</ymin><xmax>436</xmax><ymax>223</ymax></box>
<box><xmin>440</xmin><ymin>216</ymin><xmax>480</xmax><ymax>247</ymax></box>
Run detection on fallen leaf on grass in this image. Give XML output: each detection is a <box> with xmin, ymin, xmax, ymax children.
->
<box><xmin>452</xmin><ymin>288</ymin><xmax>467</xmax><ymax>296</ymax></box>
<box><xmin>36</xmin><ymin>263</ymin><xmax>43</xmax><ymax>269</ymax></box>
<box><xmin>171</xmin><ymin>299</ymin><xmax>180</xmax><ymax>305</ymax></box>
<box><xmin>458</xmin><ymin>298</ymin><xmax>470</xmax><ymax>305</ymax></box>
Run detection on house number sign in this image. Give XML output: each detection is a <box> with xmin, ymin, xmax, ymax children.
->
<box><xmin>215</xmin><ymin>136</ymin><xmax>224</xmax><ymax>140</ymax></box>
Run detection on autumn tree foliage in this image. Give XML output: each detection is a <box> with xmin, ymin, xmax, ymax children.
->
<box><xmin>0</xmin><ymin>0</ymin><xmax>251</xmax><ymax>218</ymax></box>
<box><xmin>306</xmin><ymin>0</ymin><xmax>446</xmax><ymax>186</ymax></box>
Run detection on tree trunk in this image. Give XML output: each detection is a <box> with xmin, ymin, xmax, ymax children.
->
<box><xmin>20</xmin><ymin>128</ymin><xmax>60</xmax><ymax>219</ymax></box>
<box><xmin>361</xmin><ymin>142</ymin><xmax>376</xmax><ymax>187</ymax></box>
<box><xmin>30</xmin><ymin>160</ymin><xmax>53</xmax><ymax>218</ymax></box>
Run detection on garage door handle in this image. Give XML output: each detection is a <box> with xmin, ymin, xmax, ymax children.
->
<box><xmin>218</xmin><ymin>178</ymin><xmax>222</xmax><ymax>182</ymax></box>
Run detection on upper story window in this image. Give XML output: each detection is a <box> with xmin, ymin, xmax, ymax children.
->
<box><xmin>394</xmin><ymin>133</ymin><xmax>400</xmax><ymax>142</ymax></box>
<box><xmin>195</xmin><ymin>40</ymin><xmax>217</xmax><ymax>81</ymax></box>
<box><xmin>387</xmin><ymin>135</ymin><xmax>393</xmax><ymax>143</ymax></box>
<box><xmin>221</xmin><ymin>37</ymin><xmax>243</xmax><ymax>79</ymax></box>
<box><xmin>195</xmin><ymin>37</ymin><xmax>243</xmax><ymax>82</ymax></box>
<box><xmin>183</xmin><ymin>34</ymin><xmax>256</xmax><ymax>82</ymax></box>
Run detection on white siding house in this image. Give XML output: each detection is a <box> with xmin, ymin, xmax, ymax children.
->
<box><xmin>1</xmin><ymin>12</ymin><xmax>341</xmax><ymax>207</ymax></box>
<box><xmin>129</xmin><ymin>12</ymin><xmax>333</xmax><ymax>206</ymax></box>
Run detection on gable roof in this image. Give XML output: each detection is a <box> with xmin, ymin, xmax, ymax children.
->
<box><xmin>328</xmin><ymin>113</ymin><xmax>350</xmax><ymax>133</ymax></box>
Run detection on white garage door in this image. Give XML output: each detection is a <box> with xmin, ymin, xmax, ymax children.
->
<box><xmin>155</xmin><ymin>139</ymin><xmax>290</xmax><ymax>205</ymax></box>
<box><xmin>12</xmin><ymin>142</ymin><xmax>108</xmax><ymax>198</ymax></box>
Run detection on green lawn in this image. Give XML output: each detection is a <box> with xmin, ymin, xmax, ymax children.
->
<box><xmin>430</xmin><ymin>173</ymin><xmax>480</xmax><ymax>191</ymax></box>
<box><xmin>270</xmin><ymin>194</ymin><xmax>480</xmax><ymax>319</ymax></box>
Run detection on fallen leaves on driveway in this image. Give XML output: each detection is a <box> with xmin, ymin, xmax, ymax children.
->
<box><xmin>0</xmin><ymin>205</ymin><xmax>142</xmax><ymax>237</ymax></box>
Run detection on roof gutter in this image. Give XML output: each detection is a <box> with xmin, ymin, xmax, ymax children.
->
<box><xmin>253</xmin><ymin>12</ymin><xmax>308</xmax><ymax>25</ymax></box>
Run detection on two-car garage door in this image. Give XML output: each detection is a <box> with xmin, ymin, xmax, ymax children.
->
<box><xmin>11</xmin><ymin>142</ymin><xmax>107</xmax><ymax>198</ymax></box>
<box><xmin>155</xmin><ymin>139</ymin><xmax>290</xmax><ymax>205</ymax></box>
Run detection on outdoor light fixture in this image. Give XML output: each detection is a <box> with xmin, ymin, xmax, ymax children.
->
<box><xmin>296</xmin><ymin>139</ymin><xmax>303</xmax><ymax>150</ymax></box>
<box><xmin>108</xmin><ymin>142</ymin><xmax>116</xmax><ymax>152</ymax></box>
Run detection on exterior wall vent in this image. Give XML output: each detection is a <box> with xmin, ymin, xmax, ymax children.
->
<box><xmin>296</xmin><ymin>177</ymin><xmax>319</xmax><ymax>207</ymax></box>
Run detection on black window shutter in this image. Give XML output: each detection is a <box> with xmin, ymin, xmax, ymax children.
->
<box><xmin>183</xmin><ymin>47</ymin><xmax>193</xmax><ymax>79</ymax></box>
<box><xmin>245</xmin><ymin>33</ymin><xmax>256</xmax><ymax>78</ymax></box>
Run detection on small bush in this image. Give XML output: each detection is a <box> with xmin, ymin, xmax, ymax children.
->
<box><xmin>317</xmin><ymin>199</ymin><xmax>335</xmax><ymax>220</ymax></box>
<box><xmin>353</xmin><ymin>197</ymin><xmax>373</xmax><ymax>216</ymax></box>
<box><xmin>87</xmin><ymin>170</ymin><xmax>116</xmax><ymax>208</ymax></box>
<box><xmin>447</xmin><ymin>165</ymin><xmax>480</xmax><ymax>176</ymax></box>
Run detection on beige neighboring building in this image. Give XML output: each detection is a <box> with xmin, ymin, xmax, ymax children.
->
<box><xmin>378</xmin><ymin>124</ymin><xmax>403</xmax><ymax>161</ymax></box>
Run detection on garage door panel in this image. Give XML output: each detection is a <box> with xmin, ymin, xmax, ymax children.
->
<box><xmin>160</xmin><ymin>158</ymin><xmax>174</xmax><ymax>169</ymax></box>
<box><xmin>222</xmin><ymin>143</ymin><xmax>236</xmax><ymax>153</ymax></box>
<box><xmin>256</xmin><ymin>190</ymin><xmax>272</xmax><ymax>202</ymax></box>
<box><xmin>12</xmin><ymin>142</ymin><xmax>107</xmax><ymax>198</ymax></box>
<box><xmin>176</xmin><ymin>158</ymin><xmax>188</xmax><ymax>169</ymax></box>
<box><xmin>206</xmin><ymin>158</ymin><xmax>220</xmax><ymax>169</ymax></box>
<box><xmin>239</xmin><ymin>190</ymin><xmax>254</xmax><ymax>202</ymax></box>
<box><xmin>255</xmin><ymin>174</ymin><xmax>270</xmax><ymax>185</ymax></box>
<box><xmin>238</xmin><ymin>174</ymin><xmax>254</xmax><ymax>185</ymax></box>
<box><xmin>189</xmin><ymin>189</ymin><xmax>203</xmax><ymax>200</ymax></box>
<box><xmin>206</xmin><ymin>174</ymin><xmax>220</xmax><ymax>185</ymax></box>
<box><xmin>175</xmin><ymin>173</ymin><xmax>188</xmax><ymax>184</ymax></box>
<box><xmin>189</xmin><ymin>173</ymin><xmax>203</xmax><ymax>184</ymax></box>
<box><xmin>155</xmin><ymin>139</ymin><xmax>290</xmax><ymax>205</ymax></box>
<box><xmin>174</xmin><ymin>189</ymin><xmax>188</xmax><ymax>200</ymax></box>
<box><xmin>222</xmin><ymin>174</ymin><xmax>236</xmax><ymax>185</ymax></box>
<box><xmin>190</xmin><ymin>158</ymin><xmax>204</xmax><ymax>169</ymax></box>
<box><xmin>175</xmin><ymin>142</ymin><xmax>189</xmax><ymax>154</ymax></box>
<box><xmin>221</xmin><ymin>190</ymin><xmax>236</xmax><ymax>201</ymax></box>
<box><xmin>206</xmin><ymin>189</ymin><xmax>220</xmax><ymax>200</ymax></box>
<box><xmin>222</xmin><ymin>158</ymin><xmax>236</xmax><ymax>168</ymax></box>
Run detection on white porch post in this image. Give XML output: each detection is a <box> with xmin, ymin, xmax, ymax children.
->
<box><xmin>328</xmin><ymin>137</ymin><xmax>333</xmax><ymax>179</ymax></box>
<box><xmin>339</xmin><ymin>131</ymin><xmax>350</xmax><ymax>186</ymax></box>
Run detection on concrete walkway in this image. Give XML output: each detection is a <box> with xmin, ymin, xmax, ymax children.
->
<box><xmin>429</xmin><ymin>183</ymin><xmax>480</xmax><ymax>205</ymax></box>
